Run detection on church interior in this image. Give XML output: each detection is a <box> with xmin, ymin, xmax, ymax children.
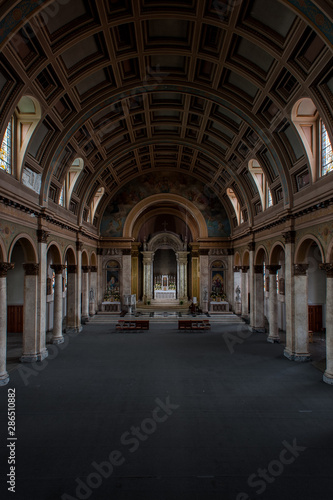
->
<box><xmin>0</xmin><ymin>0</ymin><xmax>333</xmax><ymax>498</ymax></box>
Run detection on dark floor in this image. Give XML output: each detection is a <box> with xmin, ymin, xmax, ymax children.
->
<box><xmin>1</xmin><ymin>322</ymin><xmax>333</xmax><ymax>500</ymax></box>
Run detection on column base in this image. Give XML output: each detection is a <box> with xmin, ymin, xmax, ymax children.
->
<box><xmin>37</xmin><ymin>349</ymin><xmax>48</xmax><ymax>361</ymax></box>
<box><xmin>284</xmin><ymin>349</ymin><xmax>294</xmax><ymax>361</ymax></box>
<box><xmin>0</xmin><ymin>373</ymin><xmax>9</xmax><ymax>386</ymax></box>
<box><xmin>267</xmin><ymin>336</ymin><xmax>280</xmax><ymax>344</ymax></box>
<box><xmin>65</xmin><ymin>326</ymin><xmax>83</xmax><ymax>335</ymax></box>
<box><xmin>52</xmin><ymin>336</ymin><xmax>64</xmax><ymax>345</ymax></box>
<box><xmin>20</xmin><ymin>354</ymin><xmax>38</xmax><ymax>363</ymax></box>
<box><xmin>323</xmin><ymin>372</ymin><xmax>333</xmax><ymax>385</ymax></box>
<box><xmin>294</xmin><ymin>354</ymin><xmax>311</xmax><ymax>362</ymax></box>
<box><xmin>248</xmin><ymin>326</ymin><xmax>266</xmax><ymax>333</ymax></box>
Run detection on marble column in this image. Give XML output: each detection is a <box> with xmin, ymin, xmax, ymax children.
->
<box><xmin>253</xmin><ymin>265</ymin><xmax>265</xmax><ymax>332</ymax></box>
<box><xmin>176</xmin><ymin>252</ymin><xmax>189</xmax><ymax>301</ymax></box>
<box><xmin>283</xmin><ymin>231</ymin><xmax>296</xmax><ymax>360</ymax></box>
<box><xmin>21</xmin><ymin>263</ymin><xmax>39</xmax><ymax>361</ymax></box>
<box><xmin>248</xmin><ymin>243</ymin><xmax>256</xmax><ymax>330</ymax></box>
<box><xmin>81</xmin><ymin>265</ymin><xmax>90</xmax><ymax>321</ymax></box>
<box><xmin>191</xmin><ymin>245</ymin><xmax>200</xmax><ymax>303</ymax></box>
<box><xmin>76</xmin><ymin>242</ymin><xmax>82</xmax><ymax>328</ymax></box>
<box><xmin>233</xmin><ymin>266</ymin><xmax>241</xmax><ymax>314</ymax></box>
<box><xmin>131</xmin><ymin>243</ymin><xmax>140</xmax><ymax>300</ymax></box>
<box><xmin>266</xmin><ymin>265</ymin><xmax>281</xmax><ymax>343</ymax></box>
<box><xmin>241</xmin><ymin>266</ymin><xmax>249</xmax><ymax>317</ymax></box>
<box><xmin>294</xmin><ymin>264</ymin><xmax>310</xmax><ymax>362</ymax></box>
<box><xmin>122</xmin><ymin>249</ymin><xmax>132</xmax><ymax>297</ymax></box>
<box><xmin>97</xmin><ymin>248</ymin><xmax>104</xmax><ymax>308</ymax></box>
<box><xmin>67</xmin><ymin>265</ymin><xmax>79</xmax><ymax>332</ymax></box>
<box><xmin>50</xmin><ymin>265</ymin><xmax>66</xmax><ymax>344</ymax></box>
<box><xmin>199</xmin><ymin>250</ymin><xmax>209</xmax><ymax>313</ymax></box>
<box><xmin>90</xmin><ymin>266</ymin><xmax>98</xmax><ymax>316</ymax></box>
<box><xmin>36</xmin><ymin>229</ymin><xmax>49</xmax><ymax>361</ymax></box>
<box><xmin>0</xmin><ymin>263</ymin><xmax>14</xmax><ymax>386</ymax></box>
<box><xmin>320</xmin><ymin>264</ymin><xmax>333</xmax><ymax>384</ymax></box>
<box><xmin>227</xmin><ymin>249</ymin><xmax>234</xmax><ymax>311</ymax></box>
<box><xmin>142</xmin><ymin>251</ymin><xmax>154</xmax><ymax>302</ymax></box>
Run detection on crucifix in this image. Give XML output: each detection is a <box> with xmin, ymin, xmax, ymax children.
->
<box><xmin>162</xmin><ymin>220</ymin><xmax>168</xmax><ymax>231</ymax></box>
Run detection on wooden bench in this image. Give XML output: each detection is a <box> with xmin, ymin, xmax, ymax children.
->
<box><xmin>178</xmin><ymin>320</ymin><xmax>210</xmax><ymax>331</ymax></box>
<box><xmin>116</xmin><ymin>320</ymin><xmax>149</xmax><ymax>331</ymax></box>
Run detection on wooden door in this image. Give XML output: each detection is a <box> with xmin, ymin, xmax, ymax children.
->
<box><xmin>7</xmin><ymin>305</ymin><xmax>23</xmax><ymax>333</ymax></box>
<box><xmin>308</xmin><ymin>305</ymin><xmax>322</xmax><ymax>332</ymax></box>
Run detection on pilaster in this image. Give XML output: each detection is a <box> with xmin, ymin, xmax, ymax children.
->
<box><xmin>293</xmin><ymin>264</ymin><xmax>311</xmax><ymax>362</ymax></box>
<box><xmin>50</xmin><ymin>265</ymin><xmax>66</xmax><ymax>344</ymax></box>
<box><xmin>0</xmin><ymin>263</ymin><xmax>14</xmax><ymax>385</ymax></box>
<box><xmin>320</xmin><ymin>264</ymin><xmax>333</xmax><ymax>384</ymax></box>
<box><xmin>266</xmin><ymin>265</ymin><xmax>281</xmax><ymax>344</ymax></box>
<box><xmin>21</xmin><ymin>263</ymin><xmax>39</xmax><ymax>361</ymax></box>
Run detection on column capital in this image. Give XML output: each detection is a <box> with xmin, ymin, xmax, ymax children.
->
<box><xmin>319</xmin><ymin>263</ymin><xmax>333</xmax><ymax>278</ymax></box>
<box><xmin>76</xmin><ymin>241</ymin><xmax>83</xmax><ymax>252</ymax></box>
<box><xmin>67</xmin><ymin>265</ymin><xmax>78</xmax><ymax>274</ymax></box>
<box><xmin>233</xmin><ymin>266</ymin><xmax>241</xmax><ymax>272</ymax></box>
<box><xmin>283</xmin><ymin>231</ymin><xmax>296</xmax><ymax>244</ymax></box>
<box><xmin>247</xmin><ymin>242</ymin><xmax>256</xmax><ymax>252</ymax></box>
<box><xmin>82</xmin><ymin>265</ymin><xmax>91</xmax><ymax>273</ymax></box>
<box><xmin>97</xmin><ymin>248</ymin><xmax>104</xmax><ymax>256</ymax></box>
<box><xmin>254</xmin><ymin>265</ymin><xmax>263</xmax><ymax>274</ymax></box>
<box><xmin>37</xmin><ymin>229</ymin><xmax>49</xmax><ymax>243</ymax></box>
<box><xmin>90</xmin><ymin>266</ymin><xmax>98</xmax><ymax>273</ymax></box>
<box><xmin>227</xmin><ymin>248</ymin><xmax>234</xmax><ymax>256</ymax></box>
<box><xmin>122</xmin><ymin>249</ymin><xmax>131</xmax><ymax>256</ymax></box>
<box><xmin>294</xmin><ymin>264</ymin><xmax>309</xmax><ymax>276</ymax></box>
<box><xmin>241</xmin><ymin>266</ymin><xmax>249</xmax><ymax>273</ymax></box>
<box><xmin>23</xmin><ymin>263</ymin><xmax>39</xmax><ymax>276</ymax></box>
<box><xmin>266</xmin><ymin>265</ymin><xmax>281</xmax><ymax>275</ymax></box>
<box><xmin>50</xmin><ymin>264</ymin><xmax>66</xmax><ymax>275</ymax></box>
<box><xmin>0</xmin><ymin>262</ymin><xmax>14</xmax><ymax>277</ymax></box>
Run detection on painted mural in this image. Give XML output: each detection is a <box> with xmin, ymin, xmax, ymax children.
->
<box><xmin>100</xmin><ymin>173</ymin><xmax>231</xmax><ymax>237</ymax></box>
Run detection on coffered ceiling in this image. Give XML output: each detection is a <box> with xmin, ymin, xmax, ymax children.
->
<box><xmin>0</xmin><ymin>0</ymin><xmax>332</xmax><ymax>233</ymax></box>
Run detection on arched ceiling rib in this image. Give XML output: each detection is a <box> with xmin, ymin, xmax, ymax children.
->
<box><xmin>0</xmin><ymin>0</ymin><xmax>332</xmax><ymax>233</ymax></box>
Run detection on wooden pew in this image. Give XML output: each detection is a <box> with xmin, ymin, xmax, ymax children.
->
<box><xmin>116</xmin><ymin>320</ymin><xmax>149</xmax><ymax>331</ymax></box>
<box><xmin>178</xmin><ymin>320</ymin><xmax>210</xmax><ymax>331</ymax></box>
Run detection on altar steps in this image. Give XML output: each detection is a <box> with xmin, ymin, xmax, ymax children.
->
<box><xmin>90</xmin><ymin>312</ymin><xmax>244</xmax><ymax>325</ymax></box>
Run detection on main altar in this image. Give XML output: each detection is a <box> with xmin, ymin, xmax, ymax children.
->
<box><xmin>154</xmin><ymin>274</ymin><xmax>176</xmax><ymax>300</ymax></box>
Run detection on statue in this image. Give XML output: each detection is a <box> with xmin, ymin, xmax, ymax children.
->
<box><xmin>203</xmin><ymin>288</ymin><xmax>208</xmax><ymax>301</ymax></box>
<box><xmin>183</xmin><ymin>235</ymin><xmax>188</xmax><ymax>250</ymax></box>
<box><xmin>235</xmin><ymin>285</ymin><xmax>241</xmax><ymax>302</ymax></box>
<box><xmin>143</xmin><ymin>236</ymin><xmax>148</xmax><ymax>251</ymax></box>
<box><xmin>89</xmin><ymin>288</ymin><xmax>94</xmax><ymax>301</ymax></box>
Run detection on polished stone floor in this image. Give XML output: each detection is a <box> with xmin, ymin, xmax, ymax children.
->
<box><xmin>1</xmin><ymin>322</ymin><xmax>332</xmax><ymax>500</ymax></box>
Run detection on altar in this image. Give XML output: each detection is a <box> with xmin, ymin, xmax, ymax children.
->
<box><xmin>154</xmin><ymin>290</ymin><xmax>176</xmax><ymax>300</ymax></box>
<box><xmin>154</xmin><ymin>274</ymin><xmax>176</xmax><ymax>300</ymax></box>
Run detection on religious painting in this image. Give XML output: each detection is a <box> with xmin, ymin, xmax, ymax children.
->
<box><xmin>100</xmin><ymin>172</ymin><xmax>231</xmax><ymax>238</ymax></box>
<box><xmin>105</xmin><ymin>260</ymin><xmax>120</xmax><ymax>300</ymax></box>
<box><xmin>212</xmin><ymin>272</ymin><xmax>224</xmax><ymax>294</ymax></box>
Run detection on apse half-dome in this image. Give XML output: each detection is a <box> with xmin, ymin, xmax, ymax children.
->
<box><xmin>100</xmin><ymin>172</ymin><xmax>231</xmax><ymax>238</ymax></box>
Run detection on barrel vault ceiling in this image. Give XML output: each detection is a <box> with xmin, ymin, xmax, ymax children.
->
<box><xmin>0</xmin><ymin>0</ymin><xmax>332</xmax><ymax>236</ymax></box>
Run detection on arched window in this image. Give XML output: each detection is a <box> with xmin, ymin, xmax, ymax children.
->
<box><xmin>227</xmin><ymin>188</ymin><xmax>243</xmax><ymax>225</ymax></box>
<box><xmin>0</xmin><ymin>120</ymin><xmax>12</xmax><ymax>174</ymax></box>
<box><xmin>59</xmin><ymin>158</ymin><xmax>84</xmax><ymax>209</ymax></box>
<box><xmin>292</xmin><ymin>98</ymin><xmax>333</xmax><ymax>182</ymax></box>
<box><xmin>321</xmin><ymin>122</ymin><xmax>333</xmax><ymax>176</ymax></box>
<box><xmin>88</xmin><ymin>186</ymin><xmax>105</xmax><ymax>223</ymax></box>
<box><xmin>248</xmin><ymin>159</ymin><xmax>273</xmax><ymax>210</ymax></box>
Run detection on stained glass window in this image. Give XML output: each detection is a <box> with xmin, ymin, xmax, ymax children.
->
<box><xmin>59</xmin><ymin>187</ymin><xmax>64</xmax><ymax>206</ymax></box>
<box><xmin>267</xmin><ymin>189</ymin><xmax>273</xmax><ymax>207</ymax></box>
<box><xmin>322</xmin><ymin>122</ymin><xmax>333</xmax><ymax>176</ymax></box>
<box><xmin>0</xmin><ymin>120</ymin><xmax>12</xmax><ymax>174</ymax></box>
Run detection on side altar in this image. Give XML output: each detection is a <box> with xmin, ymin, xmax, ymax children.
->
<box><xmin>154</xmin><ymin>274</ymin><xmax>176</xmax><ymax>300</ymax></box>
